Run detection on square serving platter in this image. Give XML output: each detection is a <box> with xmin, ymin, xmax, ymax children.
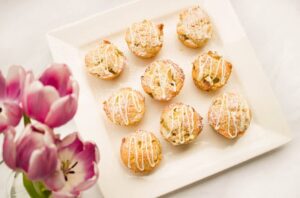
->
<box><xmin>47</xmin><ymin>0</ymin><xmax>292</xmax><ymax>197</ymax></box>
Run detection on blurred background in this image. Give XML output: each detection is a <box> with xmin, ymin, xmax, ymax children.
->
<box><xmin>0</xmin><ymin>0</ymin><xmax>299</xmax><ymax>197</ymax></box>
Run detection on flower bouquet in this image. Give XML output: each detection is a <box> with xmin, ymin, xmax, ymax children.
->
<box><xmin>0</xmin><ymin>64</ymin><xmax>100</xmax><ymax>198</ymax></box>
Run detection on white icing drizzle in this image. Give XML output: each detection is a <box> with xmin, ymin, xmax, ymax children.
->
<box><xmin>149</xmin><ymin>61</ymin><xmax>177</xmax><ymax>99</ymax></box>
<box><xmin>129</xmin><ymin>20</ymin><xmax>160</xmax><ymax>49</ymax></box>
<box><xmin>213</xmin><ymin>93</ymin><xmax>251</xmax><ymax>138</ymax></box>
<box><xmin>167</xmin><ymin>104</ymin><xmax>195</xmax><ymax>143</ymax></box>
<box><xmin>197</xmin><ymin>53</ymin><xmax>226</xmax><ymax>84</ymax></box>
<box><xmin>127</xmin><ymin>131</ymin><xmax>157</xmax><ymax>171</ymax></box>
<box><xmin>89</xmin><ymin>42</ymin><xmax>123</xmax><ymax>77</ymax></box>
<box><xmin>108</xmin><ymin>90</ymin><xmax>142</xmax><ymax>125</ymax></box>
<box><xmin>182</xmin><ymin>6</ymin><xmax>211</xmax><ymax>38</ymax></box>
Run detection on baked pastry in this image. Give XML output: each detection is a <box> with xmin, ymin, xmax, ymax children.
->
<box><xmin>177</xmin><ymin>6</ymin><xmax>213</xmax><ymax>48</ymax></box>
<box><xmin>192</xmin><ymin>51</ymin><xmax>232</xmax><ymax>91</ymax></box>
<box><xmin>120</xmin><ymin>130</ymin><xmax>162</xmax><ymax>174</ymax></box>
<box><xmin>103</xmin><ymin>88</ymin><xmax>145</xmax><ymax>126</ymax></box>
<box><xmin>141</xmin><ymin>59</ymin><xmax>185</xmax><ymax>101</ymax></box>
<box><xmin>208</xmin><ymin>92</ymin><xmax>252</xmax><ymax>139</ymax></box>
<box><xmin>125</xmin><ymin>20</ymin><xmax>164</xmax><ymax>58</ymax></box>
<box><xmin>85</xmin><ymin>40</ymin><xmax>126</xmax><ymax>80</ymax></box>
<box><xmin>160</xmin><ymin>103</ymin><xmax>203</xmax><ymax>145</ymax></box>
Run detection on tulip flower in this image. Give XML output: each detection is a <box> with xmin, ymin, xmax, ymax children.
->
<box><xmin>22</xmin><ymin>63</ymin><xmax>79</xmax><ymax>128</ymax></box>
<box><xmin>0</xmin><ymin>65</ymin><xmax>26</xmax><ymax>132</ymax></box>
<box><xmin>3</xmin><ymin>123</ymin><xmax>58</xmax><ymax>180</ymax></box>
<box><xmin>44</xmin><ymin>132</ymin><xmax>99</xmax><ymax>197</ymax></box>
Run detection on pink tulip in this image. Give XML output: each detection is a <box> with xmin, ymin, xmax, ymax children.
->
<box><xmin>22</xmin><ymin>63</ymin><xmax>79</xmax><ymax>128</ymax></box>
<box><xmin>0</xmin><ymin>65</ymin><xmax>27</xmax><ymax>132</ymax></box>
<box><xmin>44</xmin><ymin>132</ymin><xmax>99</xmax><ymax>197</ymax></box>
<box><xmin>3</xmin><ymin>123</ymin><xmax>58</xmax><ymax>180</ymax></box>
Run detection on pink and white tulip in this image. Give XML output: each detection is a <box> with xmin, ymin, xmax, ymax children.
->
<box><xmin>44</xmin><ymin>132</ymin><xmax>99</xmax><ymax>198</ymax></box>
<box><xmin>3</xmin><ymin>123</ymin><xmax>58</xmax><ymax>180</ymax></box>
<box><xmin>22</xmin><ymin>63</ymin><xmax>79</xmax><ymax>128</ymax></box>
<box><xmin>0</xmin><ymin>65</ymin><xmax>27</xmax><ymax>132</ymax></box>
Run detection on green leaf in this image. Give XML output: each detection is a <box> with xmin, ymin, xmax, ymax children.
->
<box><xmin>23</xmin><ymin>173</ymin><xmax>40</xmax><ymax>198</ymax></box>
<box><xmin>33</xmin><ymin>181</ymin><xmax>52</xmax><ymax>198</ymax></box>
<box><xmin>22</xmin><ymin>173</ymin><xmax>51</xmax><ymax>198</ymax></box>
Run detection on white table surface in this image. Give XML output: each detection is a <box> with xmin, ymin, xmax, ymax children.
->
<box><xmin>0</xmin><ymin>0</ymin><xmax>300</xmax><ymax>197</ymax></box>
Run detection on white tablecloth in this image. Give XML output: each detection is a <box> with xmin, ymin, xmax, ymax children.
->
<box><xmin>0</xmin><ymin>0</ymin><xmax>299</xmax><ymax>197</ymax></box>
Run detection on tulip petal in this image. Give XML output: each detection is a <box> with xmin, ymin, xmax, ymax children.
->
<box><xmin>58</xmin><ymin>132</ymin><xmax>83</xmax><ymax>161</ymax></box>
<box><xmin>3</xmin><ymin>127</ymin><xmax>17</xmax><ymax>169</ymax></box>
<box><xmin>53</xmin><ymin>142</ymin><xmax>98</xmax><ymax>195</ymax></box>
<box><xmin>27</xmin><ymin>145</ymin><xmax>58</xmax><ymax>180</ymax></box>
<box><xmin>2</xmin><ymin>101</ymin><xmax>22</xmax><ymax>127</ymax></box>
<box><xmin>15</xmin><ymin>123</ymin><xmax>57</xmax><ymax>172</ymax></box>
<box><xmin>67</xmin><ymin>78</ymin><xmax>79</xmax><ymax>98</ymax></box>
<box><xmin>44</xmin><ymin>169</ymin><xmax>65</xmax><ymax>191</ymax></box>
<box><xmin>44</xmin><ymin>95</ymin><xmax>77</xmax><ymax>128</ymax></box>
<box><xmin>73</xmin><ymin>162</ymin><xmax>99</xmax><ymax>193</ymax></box>
<box><xmin>21</xmin><ymin>71</ymin><xmax>35</xmax><ymax>113</ymax></box>
<box><xmin>0</xmin><ymin>71</ymin><xmax>5</xmax><ymax>99</ymax></box>
<box><xmin>44</xmin><ymin>134</ymin><xmax>99</xmax><ymax>197</ymax></box>
<box><xmin>73</xmin><ymin>142</ymin><xmax>99</xmax><ymax>181</ymax></box>
<box><xmin>15</xmin><ymin>131</ymin><xmax>44</xmax><ymax>171</ymax></box>
<box><xmin>6</xmin><ymin>65</ymin><xmax>26</xmax><ymax>101</ymax></box>
<box><xmin>0</xmin><ymin>113</ymin><xmax>8</xmax><ymax>132</ymax></box>
<box><xmin>24</xmin><ymin>81</ymin><xmax>59</xmax><ymax>123</ymax></box>
<box><xmin>39</xmin><ymin>64</ymin><xmax>72</xmax><ymax>96</ymax></box>
<box><xmin>30</xmin><ymin>122</ymin><xmax>57</xmax><ymax>144</ymax></box>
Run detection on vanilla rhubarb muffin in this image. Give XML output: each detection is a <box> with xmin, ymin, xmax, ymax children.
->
<box><xmin>160</xmin><ymin>103</ymin><xmax>203</xmax><ymax>145</ymax></box>
<box><xmin>141</xmin><ymin>59</ymin><xmax>184</xmax><ymax>101</ymax></box>
<box><xmin>208</xmin><ymin>92</ymin><xmax>252</xmax><ymax>139</ymax></box>
<box><xmin>125</xmin><ymin>20</ymin><xmax>164</xmax><ymax>58</ymax></box>
<box><xmin>192</xmin><ymin>51</ymin><xmax>232</xmax><ymax>91</ymax></box>
<box><xmin>120</xmin><ymin>130</ymin><xmax>162</xmax><ymax>174</ymax></box>
<box><xmin>103</xmin><ymin>88</ymin><xmax>145</xmax><ymax>126</ymax></box>
<box><xmin>85</xmin><ymin>40</ymin><xmax>126</xmax><ymax>80</ymax></box>
<box><xmin>177</xmin><ymin>6</ymin><xmax>213</xmax><ymax>48</ymax></box>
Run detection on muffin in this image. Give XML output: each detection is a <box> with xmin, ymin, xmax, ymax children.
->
<box><xmin>141</xmin><ymin>59</ymin><xmax>185</xmax><ymax>101</ymax></box>
<box><xmin>192</xmin><ymin>51</ymin><xmax>232</xmax><ymax>91</ymax></box>
<box><xmin>103</xmin><ymin>88</ymin><xmax>145</xmax><ymax>126</ymax></box>
<box><xmin>208</xmin><ymin>92</ymin><xmax>252</xmax><ymax>139</ymax></box>
<box><xmin>160</xmin><ymin>103</ymin><xmax>203</xmax><ymax>145</ymax></box>
<box><xmin>125</xmin><ymin>20</ymin><xmax>164</xmax><ymax>58</ymax></box>
<box><xmin>177</xmin><ymin>6</ymin><xmax>213</xmax><ymax>48</ymax></box>
<box><xmin>120</xmin><ymin>130</ymin><xmax>162</xmax><ymax>174</ymax></box>
<box><xmin>85</xmin><ymin>40</ymin><xmax>126</xmax><ymax>80</ymax></box>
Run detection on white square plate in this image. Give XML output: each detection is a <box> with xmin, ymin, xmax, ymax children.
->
<box><xmin>47</xmin><ymin>0</ymin><xmax>291</xmax><ymax>197</ymax></box>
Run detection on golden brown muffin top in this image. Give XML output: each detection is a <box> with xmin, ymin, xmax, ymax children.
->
<box><xmin>192</xmin><ymin>51</ymin><xmax>232</xmax><ymax>91</ymax></box>
<box><xmin>85</xmin><ymin>40</ymin><xmax>126</xmax><ymax>79</ymax></box>
<box><xmin>160</xmin><ymin>103</ymin><xmax>203</xmax><ymax>145</ymax></box>
<box><xmin>125</xmin><ymin>20</ymin><xmax>164</xmax><ymax>57</ymax></box>
<box><xmin>103</xmin><ymin>88</ymin><xmax>145</xmax><ymax>126</ymax></box>
<box><xmin>141</xmin><ymin>59</ymin><xmax>184</xmax><ymax>101</ymax></box>
<box><xmin>120</xmin><ymin>130</ymin><xmax>162</xmax><ymax>174</ymax></box>
<box><xmin>208</xmin><ymin>92</ymin><xmax>252</xmax><ymax>139</ymax></box>
<box><xmin>177</xmin><ymin>6</ymin><xmax>212</xmax><ymax>47</ymax></box>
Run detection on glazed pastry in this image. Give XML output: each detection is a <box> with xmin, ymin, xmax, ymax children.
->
<box><xmin>120</xmin><ymin>130</ymin><xmax>162</xmax><ymax>174</ymax></box>
<box><xmin>177</xmin><ymin>6</ymin><xmax>213</xmax><ymax>48</ymax></box>
<box><xmin>160</xmin><ymin>103</ymin><xmax>203</xmax><ymax>145</ymax></box>
<box><xmin>141</xmin><ymin>59</ymin><xmax>185</xmax><ymax>101</ymax></box>
<box><xmin>85</xmin><ymin>40</ymin><xmax>126</xmax><ymax>80</ymax></box>
<box><xmin>103</xmin><ymin>88</ymin><xmax>145</xmax><ymax>126</ymax></box>
<box><xmin>208</xmin><ymin>92</ymin><xmax>252</xmax><ymax>139</ymax></box>
<box><xmin>125</xmin><ymin>20</ymin><xmax>164</xmax><ymax>58</ymax></box>
<box><xmin>192</xmin><ymin>51</ymin><xmax>232</xmax><ymax>91</ymax></box>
